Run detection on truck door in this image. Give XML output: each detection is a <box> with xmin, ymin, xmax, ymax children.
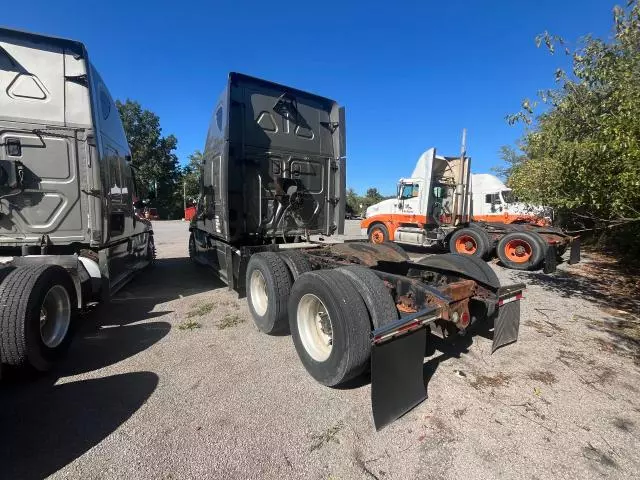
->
<box><xmin>397</xmin><ymin>182</ymin><xmax>421</xmax><ymax>224</ymax></box>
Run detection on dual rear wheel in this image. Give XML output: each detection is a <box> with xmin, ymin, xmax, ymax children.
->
<box><xmin>449</xmin><ymin>227</ymin><xmax>547</xmax><ymax>271</ymax></box>
<box><xmin>496</xmin><ymin>231</ymin><xmax>547</xmax><ymax>270</ymax></box>
<box><xmin>245</xmin><ymin>252</ymin><xmax>398</xmax><ymax>387</ymax></box>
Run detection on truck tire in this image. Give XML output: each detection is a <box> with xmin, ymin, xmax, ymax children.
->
<box><xmin>246</xmin><ymin>252</ymin><xmax>292</xmax><ymax>335</ymax></box>
<box><xmin>336</xmin><ymin>266</ymin><xmax>398</xmax><ymax>328</ymax></box>
<box><xmin>288</xmin><ymin>269</ymin><xmax>371</xmax><ymax>386</ymax></box>
<box><xmin>0</xmin><ymin>266</ymin><xmax>16</xmax><ymax>285</ymax></box>
<box><xmin>381</xmin><ymin>241</ymin><xmax>410</xmax><ymax>260</ymax></box>
<box><xmin>468</xmin><ymin>223</ymin><xmax>494</xmax><ymax>256</ymax></box>
<box><xmin>278</xmin><ymin>250</ymin><xmax>312</xmax><ymax>281</ymax></box>
<box><xmin>418</xmin><ymin>253</ymin><xmax>500</xmax><ymax>289</ymax></box>
<box><xmin>188</xmin><ymin>232</ymin><xmax>196</xmax><ymax>260</ymax></box>
<box><xmin>0</xmin><ymin>264</ymin><xmax>77</xmax><ymax>372</ymax></box>
<box><xmin>368</xmin><ymin>223</ymin><xmax>389</xmax><ymax>244</ymax></box>
<box><xmin>497</xmin><ymin>231</ymin><xmax>545</xmax><ymax>270</ymax></box>
<box><xmin>448</xmin><ymin>228</ymin><xmax>489</xmax><ymax>259</ymax></box>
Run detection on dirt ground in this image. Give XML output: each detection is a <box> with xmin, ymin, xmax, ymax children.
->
<box><xmin>1</xmin><ymin>220</ymin><xmax>639</xmax><ymax>480</ymax></box>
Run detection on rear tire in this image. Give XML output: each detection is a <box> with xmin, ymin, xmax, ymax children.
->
<box><xmin>449</xmin><ymin>228</ymin><xmax>489</xmax><ymax>259</ymax></box>
<box><xmin>468</xmin><ymin>223</ymin><xmax>494</xmax><ymax>257</ymax></box>
<box><xmin>188</xmin><ymin>232</ymin><xmax>196</xmax><ymax>260</ymax></box>
<box><xmin>289</xmin><ymin>270</ymin><xmax>371</xmax><ymax>386</ymax></box>
<box><xmin>246</xmin><ymin>252</ymin><xmax>292</xmax><ymax>334</ymax></box>
<box><xmin>0</xmin><ymin>264</ymin><xmax>77</xmax><ymax>372</ymax></box>
<box><xmin>278</xmin><ymin>250</ymin><xmax>312</xmax><ymax>281</ymax></box>
<box><xmin>368</xmin><ymin>223</ymin><xmax>389</xmax><ymax>244</ymax></box>
<box><xmin>496</xmin><ymin>231</ymin><xmax>545</xmax><ymax>270</ymax></box>
<box><xmin>336</xmin><ymin>266</ymin><xmax>398</xmax><ymax>328</ymax></box>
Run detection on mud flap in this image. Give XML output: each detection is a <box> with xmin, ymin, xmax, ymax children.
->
<box><xmin>569</xmin><ymin>237</ymin><xmax>581</xmax><ymax>264</ymax></box>
<box><xmin>371</xmin><ymin>326</ymin><xmax>428</xmax><ymax>430</ymax></box>
<box><xmin>492</xmin><ymin>299</ymin><xmax>520</xmax><ymax>353</ymax></box>
<box><xmin>543</xmin><ymin>245</ymin><xmax>557</xmax><ymax>274</ymax></box>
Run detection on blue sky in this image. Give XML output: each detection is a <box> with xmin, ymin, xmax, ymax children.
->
<box><xmin>8</xmin><ymin>0</ymin><xmax>614</xmax><ymax>195</ymax></box>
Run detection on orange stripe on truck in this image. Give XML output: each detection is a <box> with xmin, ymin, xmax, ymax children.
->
<box><xmin>361</xmin><ymin>213</ymin><xmax>550</xmax><ymax>241</ymax></box>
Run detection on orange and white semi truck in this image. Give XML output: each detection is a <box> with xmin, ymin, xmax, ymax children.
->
<box><xmin>360</xmin><ymin>147</ymin><xmax>580</xmax><ymax>271</ymax></box>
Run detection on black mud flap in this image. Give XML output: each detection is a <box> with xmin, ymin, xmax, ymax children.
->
<box><xmin>569</xmin><ymin>237</ymin><xmax>581</xmax><ymax>264</ymax></box>
<box><xmin>371</xmin><ymin>327</ymin><xmax>428</xmax><ymax>430</ymax></box>
<box><xmin>543</xmin><ymin>245</ymin><xmax>557</xmax><ymax>274</ymax></box>
<box><xmin>492</xmin><ymin>299</ymin><xmax>521</xmax><ymax>353</ymax></box>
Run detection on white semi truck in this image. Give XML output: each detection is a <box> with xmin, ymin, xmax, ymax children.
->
<box><xmin>361</xmin><ymin>147</ymin><xmax>580</xmax><ymax>271</ymax></box>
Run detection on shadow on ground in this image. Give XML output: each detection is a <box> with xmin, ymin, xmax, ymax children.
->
<box><xmin>0</xmin><ymin>257</ymin><xmax>224</xmax><ymax>478</ymax></box>
<box><xmin>0</xmin><ymin>371</ymin><xmax>159</xmax><ymax>480</ymax></box>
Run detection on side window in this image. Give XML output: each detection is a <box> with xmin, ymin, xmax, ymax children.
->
<box><xmin>400</xmin><ymin>183</ymin><xmax>419</xmax><ymax>199</ymax></box>
<box><xmin>486</xmin><ymin>193</ymin><xmax>500</xmax><ymax>204</ymax></box>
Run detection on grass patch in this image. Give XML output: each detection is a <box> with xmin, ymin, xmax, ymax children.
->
<box><xmin>178</xmin><ymin>320</ymin><xmax>201</xmax><ymax>331</ymax></box>
<box><xmin>217</xmin><ymin>314</ymin><xmax>244</xmax><ymax>330</ymax></box>
<box><xmin>187</xmin><ymin>302</ymin><xmax>215</xmax><ymax>318</ymax></box>
<box><xmin>528</xmin><ymin>370</ymin><xmax>558</xmax><ymax>386</ymax></box>
<box><xmin>471</xmin><ymin>372</ymin><xmax>511</xmax><ymax>390</ymax></box>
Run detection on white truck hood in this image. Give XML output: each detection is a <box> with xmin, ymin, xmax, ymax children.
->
<box><xmin>366</xmin><ymin>198</ymin><xmax>397</xmax><ymax>218</ymax></box>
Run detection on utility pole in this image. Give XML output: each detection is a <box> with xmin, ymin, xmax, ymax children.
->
<box><xmin>183</xmin><ymin>179</ymin><xmax>187</xmax><ymax>212</ymax></box>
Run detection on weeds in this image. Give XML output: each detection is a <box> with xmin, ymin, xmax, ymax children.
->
<box><xmin>218</xmin><ymin>314</ymin><xmax>244</xmax><ymax>330</ymax></box>
<box><xmin>310</xmin><ymin>422</ymin><xmax>343</xmax><ymax>452</ymax></box>
<box><xmin>187</xmin><ymin>302</ymin><xmax>216</xmax><ymax>318</ymax></box>
<box><xmin>528</xmin><ymin>370</ymin><xmax>558</xmax><ymax>386</ymax></box>
<box><xmin>178</xmin><ymin>320</ymin><xmax>201</xmax><ymax>331</ymax></box>
<box><xmin>471</xmin><ymin>372</ymin><xmax>511</xmax><ymax>390</ymax></box>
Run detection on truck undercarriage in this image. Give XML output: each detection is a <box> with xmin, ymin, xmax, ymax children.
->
<box><xmin>190</xmin><ymin>233</ymin><xmax>524</xmax><ymax>429</ymax></box>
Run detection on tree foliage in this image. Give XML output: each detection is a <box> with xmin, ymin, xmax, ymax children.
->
<box><xmin>116</xmin><ymin>100</ymin><xmax>183</xmax><ymax>218</ymax></box>
<box><xmin>346</xmin><ymin>187</ymin><xmax>392</xmax><ymax>216</ymax></box>
<box><xmin>505</xmin><ymin>2</ymin><xmax>640</xmax><ymax>230</ymax></box>
<box><xmin>182</xmin><ymin>150</ymin><xmax>203</xmax><ymax>204</ymax></box>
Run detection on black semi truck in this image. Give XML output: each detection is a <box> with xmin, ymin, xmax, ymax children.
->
<box><xmin>189</xmin><ymin>73</ymin><xmax>525</xmax><ymax>429</ymax></box>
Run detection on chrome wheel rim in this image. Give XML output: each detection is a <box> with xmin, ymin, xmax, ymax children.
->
<box><xmin>297</xmin><ymin>293</ymin><xmax>333</xmax><ymax>362</ymax></box>
<box><xmin>40</xmin><ymin>285</ymin><xmax>71</xmax><ymax>348</ymax></box>
<box><xmin>249</xmin><ymin>270</ymin><xmax>268</xmax><ymax>316</ymax></box>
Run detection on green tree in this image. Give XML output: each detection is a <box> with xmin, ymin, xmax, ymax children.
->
<box><xmin>492</xmin><ymin>145</ymin><xmax>527</xmax><ymax>181</ymax></box>
<box><xmin>346</xmin><ymin>187</ymin><xmax>360</xmax><ymax>215</ymax></box>
<box><xmin>506</xmin><ymin>1</ymin><xmax>640</xmax><ymax>235</ymax></box>
<box><xmin>116</xmin><ymin>100</ymin><xmax>182</xmax><ymax>218</ymax></box>
<box><xmin>365</xmin><ymin>187</ymin><xmax>384</xmax><ymax>204</ymax></box>
<box><xmin>182</xmin><ymin>150</ymin><xmax>203</xmax><ymax>204</ymax></box>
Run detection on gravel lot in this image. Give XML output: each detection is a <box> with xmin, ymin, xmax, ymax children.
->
<box><xmin>2</xmin><ymin>220</ymin><xmax>639</xmax><ymax>480</ymax></box>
